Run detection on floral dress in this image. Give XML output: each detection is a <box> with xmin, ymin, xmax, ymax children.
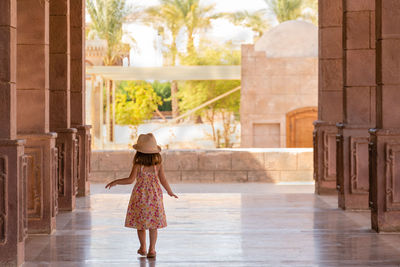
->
<box><xmin>125</xmin><ymin>164</ymin><xmax>167</xmax><ymax>230</ymax></box>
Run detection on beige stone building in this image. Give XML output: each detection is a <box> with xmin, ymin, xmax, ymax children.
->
<box><xmin>85</xmin><ymin>39</ymin><xmax>107</xmax><ymax>66</ymax></box>
<box><xmin>241</xmin><ymin>20</ymin><xmax>318</xmax><ymax>148</ymax></box>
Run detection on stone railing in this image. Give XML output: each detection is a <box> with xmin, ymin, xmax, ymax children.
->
<box><xmin>90</xmin><ymin>148</ymin><xmax>313</xmax><ymax>183</ymax></box>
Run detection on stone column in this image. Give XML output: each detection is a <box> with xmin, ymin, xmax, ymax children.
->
<box><xmin>49</xmin><ymin>0</ymin><xmax>78</xmax><ymax>211</ymax></box>
<box><xmin>171</xmin><ymin>81</ymin><xmax>179</xmax><ymax>118</ymax></box>
<box><xmin>17</xmin><ymin>0</ymin><xmax>58</xmax><ymax>234</ymax></box>
<box><xmin>336</xmin><ymin>0</ymin><xmax>376</xmax><ymax>210</ymax></box>
<box><xmin>314</xmin><ymin>0</ymin><xmax>343</xmax><ymax>194</ymax></box>
<box><xmin>0</xmin><ymin>1</ymin><xmax>27</xmax><ymax>265</ymax></box>
<box><xmin>369</xmin><ymin>0</ymin><xmax>400</xmax><ymax>232</ymax></box>
<box><xmin>105</xmin><ymin>79</ymin><xmax>111</xmax><ymax>143</ymax></box>
<box><xmin>90</xmin><ymin>76</ymin><xmax>104</xmax><ymax>149</ymax></box>
<box><xmin>70</xmin><ymin>0</ymin><xmax>91</xmax><ymax>196</ymax></box>
<box><xmin>0</xmin><ymin>141</ymin><xmax>27</xmax><ymax>266</ymax></box>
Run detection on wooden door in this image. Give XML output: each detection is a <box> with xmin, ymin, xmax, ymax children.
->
<box><xmin>286</xmin><ymin>107</ymin><xmax>317</xmax><ymax>148</ymax></box>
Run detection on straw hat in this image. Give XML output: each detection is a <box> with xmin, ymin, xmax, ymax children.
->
<box><xmin>132</xmin><ymin>133</ymin><xmax>161</xmax><ymax>153</ymax></box>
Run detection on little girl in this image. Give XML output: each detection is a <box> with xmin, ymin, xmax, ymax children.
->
<box><xmin>105</xmin><ymin>133</ymin><xmax>178</xmax><ymax>258</ymax></box>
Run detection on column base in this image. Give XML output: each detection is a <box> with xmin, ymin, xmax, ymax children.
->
<box><xmin>313</xmin><ymin>121</ymin><xmax>338</xmax><ymax>195</ymax></box>
<box><xmin>0</xmin><ymin>139</ymin><xmax>27</xmax><ymax>266</ymax></box>
<box><xmin>76</xmin><ymin>125</ymin><xmax>91</xmax><ymax>197</ymax></box>
<box><xmin>55</xmin><ymin>128</ymin><xmax>78</xmax><ymax>211</ymax></box>
<box><xmin>370</xmin><ymin>129</ymin><xmax>400</xmax><ymax>232</ymax></box>
<box><xmin>19</xmin><ymin>133</ymin><xmax>58</xmax><ymax>234</ymax></box>
<box><xmin>336</xmin><ymin>124</ymin><xmax>370</xmax><ymax>210</ymax></box>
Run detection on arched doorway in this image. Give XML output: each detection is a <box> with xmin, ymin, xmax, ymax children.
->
<box><xmin>286</xmin><ymin>107</ymin><xmax>317</xmax><ymax>148</ymax></box>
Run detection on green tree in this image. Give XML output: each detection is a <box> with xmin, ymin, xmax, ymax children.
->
<box><xmin>144</xmin><ymin>0</ymin><xmax>184</xmax><ymax>66</ymax></box>
<box><xmin>265</xmin><ymin>0</ymin><xmax>318</xmax><ymax>24</ymax></box>
<box><xmin>115</xmin><ymin>81</ymin><xmax>162</xmax><ymax>126</ymax></box>
<box><xmin>178</xmin><ymin>43</ymin><xmax>241</xmax><ymax>147</ymax></box>
<box><xmin>265</xmin><ymin>0</ymin><xmax>303</xmax><ymax>23</ymax></box>
<box><xmin>301</xmin><ymin>0</ymin><xmax>318</xmax><ymax>25</ymax></box>
<box><xmin>226</xmin><ymin>10</ymin><xmax>269</xmax><ymax>41</ymax></box>
<box><xmin>152</xmin><ymin>81</ymin><xmax>172</xmax><ymax>112</ymax></box>
<box><xmin>175</xmin><ymin>0</ymin><xmax>221</xmax><ymax>57</ymax></box>
<box><xmin>212</xmin><ymin>81</ymin><xmax>240</xmax><ymax>148</ymax></box>
<box><xmin>179</xmin><ymin>79</ymin><xmax>240</xmax><ymax>147</ymax></box>
<box><xmin>86</xmin><ymin>0</ymin><xmax>131</xmax><ymax>65</ymax></box>
<box><xmin>179</xmin><ymin>41</ymin><xmax>240</xmax><ymax>113</ymax></box>
<box><xmin>144</xmin><ymin>0</ymin><xmax>221</xmax><ymax>118</ymax></box>
<box><xmin>143</xmin><ymin>0</ymin><xmax>185</xmax><ymax>118</ymax></box>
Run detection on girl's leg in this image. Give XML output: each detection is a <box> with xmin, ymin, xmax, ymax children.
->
<box><xmin>148</xmin><ymin>229</ymin><xmax>158</xmax><ymax>253</ymax></box>
<box><xmin>137</xmin><ymin>230</ymin><xmax>147</xmax><ymax>253</ymax></box>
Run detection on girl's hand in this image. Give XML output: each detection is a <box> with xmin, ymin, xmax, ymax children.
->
<box><xmin>105</xmin><ymin>181</ymin><xmax>116</xmax><ymax>189</ymax></box>
<box><xmin>168</xmin><ymin>191</ymin><xmax>178</xmax><ymax>198</ymax></box>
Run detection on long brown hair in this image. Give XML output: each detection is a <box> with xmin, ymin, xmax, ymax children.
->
<box><xmin>133</xmin><ymin>151</ymin><xmax>162</xmax><ymax>166</ymax></box>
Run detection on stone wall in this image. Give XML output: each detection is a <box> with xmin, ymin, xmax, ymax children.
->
<box><xmin>90</xmin><ymin>148</ymin><xmax>313</xmax><ymax>183</ymax></box>
<box><xmin>241</xmin><ymin>21</ymin><xmax>318</xmax><ymax>148</ymax></box>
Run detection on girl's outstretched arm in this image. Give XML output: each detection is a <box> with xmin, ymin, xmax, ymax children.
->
<box><xmin>158</xmin><ymin>164</ymin><xmax>178</xmax><ymax>198</ymax></box>
<box><xmin>105</xmin><ymin>164</ymin><xmax>138</xmax><ymax>189</ymax></box>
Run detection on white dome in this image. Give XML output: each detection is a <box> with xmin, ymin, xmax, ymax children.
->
<box><xmin>254</xmin><ymin>20</ymin><xmax>318</xmax><ymax>58</ymax></box>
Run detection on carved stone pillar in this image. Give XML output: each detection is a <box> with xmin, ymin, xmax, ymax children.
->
<box><xmin>77</xmin><ymin>126</ymin><xmax>91</xmax><ymax>196</ymax></box>
<box><xmin>0</xmin><ymin>1</ymin><xmax>27</xmax><ymax>264</ymax></box>
<box><xmin>369</xmin><ymin>0</ymin><xmax>400</xmax><ymax>232</ymax></box>
<box><xmin>70</xmin><ymin>0</ymin><xmax>91</xmax><ymax>196</ymax></box>
<box><xmin>0</xmin><ymin>141</ymin><xmax>27</xmax><ymax>266</ymax></box>
<box><xmin>20</xmin><ymin>134</ymin><xmax>58</xmax><ymax>233</ymax></box>
<box><xmin>336</xmin><ymin>0</ymin><xmax>376</xmax><ymax>210</ymax></box>
<box><xmin>17</xmin><ymin>0</ymin><xmax>58</xmax><ymax>234</ymax></box>
<box><xmin>313</xmin><ymin>121</ymin><xmax>338</xmax><ymax>194</ymax></box>
<box><xmin>91</xmin><ymin>77</ymin><xmax>103</xmax><ymax>149</ymax></box>
<box><xmin>314</xmin><ymin>0</ymin><xmax>343</xmax><ymax>194</ymax></box>
<box><xmin>337</xmin><ymin>125</ymin><xmax>371</xmax><ymax>210</ymax></box>
<box><xmin>55</xmin><ymin>129</ymin><xmax>77</xmax><ymax>211</ymax></box>
<box><xmin>49</xmin><ymin>0</ymin><xmax>79</xmax><ymax>210</ymax></box>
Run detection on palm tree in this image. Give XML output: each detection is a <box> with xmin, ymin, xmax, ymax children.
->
<box><xmin>87</xmin><ymin>0</ymin><xmax>132</xmax><ymax>141</ymax></box>
<box><xmin>143</xmin><ymin>0</ymin><xmax>186</xmax><ymax>118</ymax></box>
<box><xmin>86</xmin><ymin>0</ymin><xmax>131</xmax><ymax>66</ymax></box>
<box><xmin>265</xmin><ymin>0</ymin><xmax>317</xmax><ymax>24</ymax></box>
<box><xmin>301</xmin><ymin>0</ymin><xmax>318</xmax><ymax>25</ymax></box>
<box><xmin>143</xmin><ymin>0</ymin><xmax>220</xmax><ymax>118</ymax></box>
<box><xmin>175</xmin><ymin>0</ymin><xmax>220</xmax><ymax>57</ymax></box>
<box><xmin>144</xmin><ymin>0</ymin><xmax>184</xmax><ymax>66</ymax></box>
<box><xmin>226</xmin><ymin>10</ymin><xmax>269</xmax><ymax>41</ymax></box>
<box><xmin>265</xmin><ymin>0</ymin><xmax>303</xmax><ymax>23</ymax></box>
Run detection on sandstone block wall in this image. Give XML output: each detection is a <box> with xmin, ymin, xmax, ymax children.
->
<box><xmin>90</xmin><ymin>148</ymin><xmax>313</xmax><ymax>183</ymax></box>
<box><xmin>240</xmin><ymin>21</ymin><xmax>318</xmax><ymax>148</ymax></box>
<box><xmin>241</xmin><ymin>47</ymin><xmax>318</xmax><ymax>148</ymax></box>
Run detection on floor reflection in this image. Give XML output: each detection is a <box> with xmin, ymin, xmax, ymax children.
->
<box><xmin>139</xmin><ymin>257</ymin><xmax>156</xmax><ymax>267</ymax></box>
<box><xmin>24</xmin><ymin>183</ymin><xmax>400</xmax><ymax>266</ymax></box>
<box><xmin>312</xmin><ymin>196</ymin><xmax>400</xmax><ymax>266</ymax></box>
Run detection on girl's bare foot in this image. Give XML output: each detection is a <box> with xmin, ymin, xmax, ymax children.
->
<box><xmin>147</xmin><ymin>250</ymin><xmax>156</xmax><ymax>258</ymax></box>
<box><xmin>137</xmin><ymin>247</ymin><xmax>147</xmax><ymax>256</ymax></box>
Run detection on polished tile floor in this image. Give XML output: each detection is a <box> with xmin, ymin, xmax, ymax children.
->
<box><xmin>24</xmin><ymin>183</ymin><xmax>400</xmax><ymax>266</ymax></box>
